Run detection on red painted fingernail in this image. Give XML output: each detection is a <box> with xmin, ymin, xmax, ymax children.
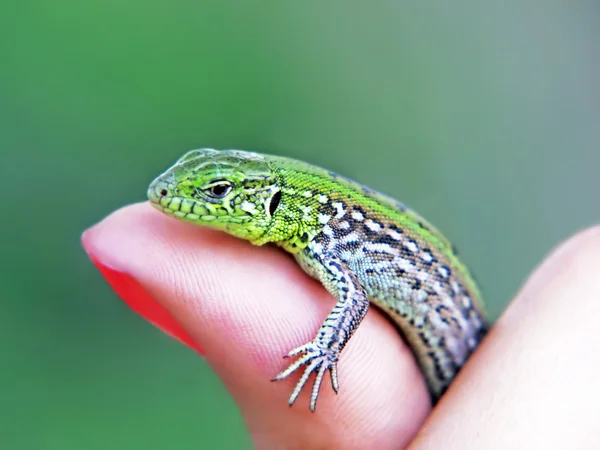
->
<box><xmin>83</xmin><ymin>247</ymin><xmax>204</xmax><ymax>355</ymax></box>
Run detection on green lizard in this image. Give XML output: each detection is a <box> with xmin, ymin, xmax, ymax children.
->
<box><xmin>147</xmin><ymin>148</ymin><xmax>488</xmax><ymax>412</ymax></box>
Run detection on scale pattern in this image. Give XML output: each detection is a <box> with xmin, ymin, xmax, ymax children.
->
<box><xmin>148</xmin><ymin>148</ymin><xmax>488</xmax><ymax>412</ymax></box>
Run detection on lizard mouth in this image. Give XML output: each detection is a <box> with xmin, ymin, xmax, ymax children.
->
<box><xmin>147</xmin><ymin>178</ymin><xmax>212</xmax><ymax>222</ymax></box>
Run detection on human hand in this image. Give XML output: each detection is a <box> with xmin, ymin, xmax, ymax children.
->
<box><xmin>82</xmin><ymin>203</ymin><xmax>600</xmax><ymax>449</ymax></box>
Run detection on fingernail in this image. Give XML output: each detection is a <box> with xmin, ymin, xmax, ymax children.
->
<box><xmin>82</xmin><ymin>239</ymin><xmax>204</xmax><ymax>355</ymax></box>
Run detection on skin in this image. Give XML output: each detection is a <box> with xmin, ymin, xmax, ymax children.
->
<box><xmin>83</xmin><ymin>203</ymin><xmax>600</xmax><ymax>449</ymax></box>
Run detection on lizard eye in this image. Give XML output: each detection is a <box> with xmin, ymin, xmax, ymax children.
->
<box><xmin>204</xmin><ymin>181</ymin><xmax>232</xmax><ymax>198</ymax></box>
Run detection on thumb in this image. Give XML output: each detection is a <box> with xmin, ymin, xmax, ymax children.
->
<box><xmin>82</xmin><ymin>202</ymin><xmax>430</xmax><ymax>449</ymax></box>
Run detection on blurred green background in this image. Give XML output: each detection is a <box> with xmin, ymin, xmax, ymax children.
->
<box><xmin>1</xmin><ymin>1</ymin><xmax>599</xmax><ymax>448</ymax></box>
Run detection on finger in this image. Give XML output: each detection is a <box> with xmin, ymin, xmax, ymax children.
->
<box><xmin>409</xmin><ymin>226</ymin><xmax>600</xmax><ymax>450</ymax></box>
<box><xmin>82</xmin><ymin>202</ymin><xmax>430</xmax><ymax>449</ymax></box>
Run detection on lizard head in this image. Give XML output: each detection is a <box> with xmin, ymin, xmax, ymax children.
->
<box><xmin>147</xmin><ymin>148</ymin><xmax>281</xmax><ymax>242</ymax></box>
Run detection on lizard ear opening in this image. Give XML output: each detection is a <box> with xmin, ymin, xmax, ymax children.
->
<box><xmin>268</xmin><ymin>190</ymin><xmax>282</xmax><ymax>217</ymax></box>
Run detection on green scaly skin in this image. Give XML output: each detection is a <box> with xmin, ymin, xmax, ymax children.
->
<box><xmin>148</xmin><ymin>148</ymin><xmax>488</xmax><ymax>412</ymax></box>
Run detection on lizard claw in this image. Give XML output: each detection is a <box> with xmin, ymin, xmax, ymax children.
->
<box><xmin>282</xmin><ymin>343</ymin><xmax>310</xmax><ymax>359</ymax></box>
<box><xmin>272</xmin><ymin>340</ymin><xmax>339</xmax><ymax>412</ymax></box>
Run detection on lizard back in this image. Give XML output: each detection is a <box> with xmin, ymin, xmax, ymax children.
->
<box><xmin>267</xmin><ymin>155</ymin><xmax>487</xmax><ymax>399</ymax></box>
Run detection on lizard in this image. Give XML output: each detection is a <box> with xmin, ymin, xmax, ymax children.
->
<box><xmin>147</xmin><ymin>148</ymin><xmax>488</xmax><ymax>412</ymax></box>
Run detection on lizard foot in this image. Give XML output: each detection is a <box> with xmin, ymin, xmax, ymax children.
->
<box><xmin>271</xmin><ymin>340</ymin><xmax>339</xmax><ymax>412</ymax></box>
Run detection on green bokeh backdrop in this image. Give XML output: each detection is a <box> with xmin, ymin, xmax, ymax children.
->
<box><xmin>2</xmin><ymin>1</ymin><xmax>599</xmax><ymax>449</ymax></box>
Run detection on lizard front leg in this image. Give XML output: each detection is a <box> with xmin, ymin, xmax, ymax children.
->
<box><xmin>272</xmin><ymin>255</ymin><xmax>369</xmax><ymax>412</ymax></box>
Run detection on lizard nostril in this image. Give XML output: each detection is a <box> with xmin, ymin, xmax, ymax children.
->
<box><xmin>159</xmin><ymin>188</ymin><xmax>168</xmax><ymax>197</ymax></box>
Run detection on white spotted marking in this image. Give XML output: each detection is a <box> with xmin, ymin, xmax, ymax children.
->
<box><xmin>323</xmin><ymin>224</ymin><xmax>334</xmax><ymax>237</ymax></box>
<box><xmin>365</xmin><ymin>220</ymin><xmax>382</xmax><ymax>232</ymax></box>
<box><xmin>397</xmin><ymin>257</ymin><xmax>416</xmax><ymax>273</ymax></box>
<box><xmin>339</xmin><ymin>221</ymin><xmax>350</xmax><ymax>230</ymax></box>
<box><xmin>318</xmin><ymin>194</ymin><xmax>328</xmax><ymax>204</ymax></box>
<box><xmin>432</xmin><ymin>281</ymin><xmax>444</xmax><ymax>295</ymax></box>
<box><xmin>404</xmin><ymin>240</ymin><xmax>418</xmax><ymax>253</ymax></box>
<box><xmin>462</xmin><ymin>295</ymin><xmax>472</xmax><ymax>309</ymax></box>
<box><xmin>342</xmin><ymin>232</ymin><xmax>360</xmax><ymax>243</ymax></box>
<box><xmin>437</xmin><ymin>266</ymin><xmax>450</xmax><ymax>278</ymax></box>
<box><xmin>302</xmin><ymin>190</ymin><xmax>313</xmax><ymax>198</ymax></box>
<box><xmin>332</xmin><ymin>202</ymin><xmax>346</xmax><ymax>219</ymax></box>
<box><xmin>240</xmin><ymin>201</ymin><xmax>259</xmax><ymax>215</ymax></box>
<box><xmin>309</xmin><ymin>241</ymin><xmax>324</xmax><ymax>254</ymax></box>
<box><xmin>386</xmin><ymin>229</ymin><xmax>403</xmax><ymax>240</ymax></box>
<box><xmin>412</xmin><ymin>316</ymin><xmax>426</xmax><ymax>328</ymax></box>
<box><xmin>351</xmin><ymin>211</ymin><xmax>364</xmax><ymax>221</ymax></box>
<box><xmin>421</xmin><ymin>251</ymin><xmax>433</xmax><ymax>263</ymax></box>
<box><xmin>365</xmin><ymin>242</ymin><xmax>395</xmax><ymax>253</ymax></box>
<box><xmin>301</xmin><ymin>206</ymin><xmax>313</xmax><ymax>220</ymax></box>
<box><xmin>452</xmin><ymin>281</ymin><xmax>461</xmax><ymax>294</ymax></box>
<box><xmin>318</xmin><ymin>213</ymin><xmax>331</xmax><ymax>224</ymax></box>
